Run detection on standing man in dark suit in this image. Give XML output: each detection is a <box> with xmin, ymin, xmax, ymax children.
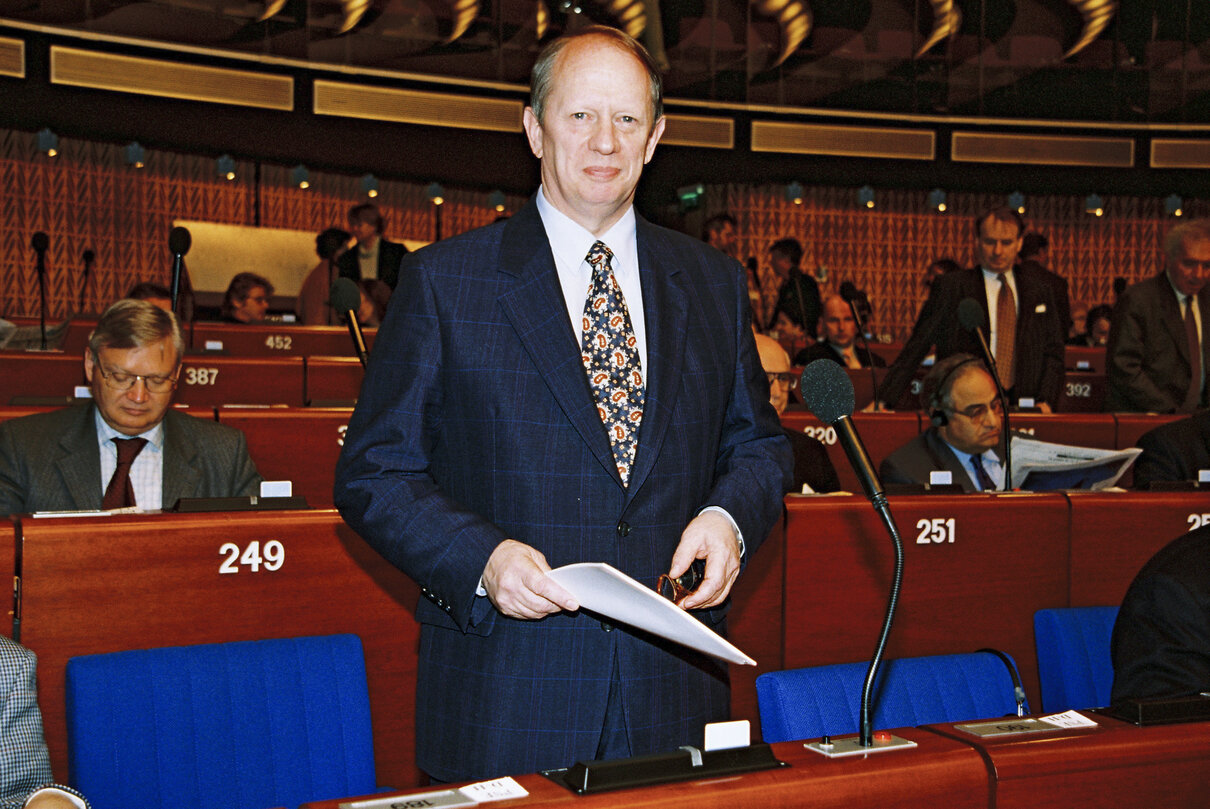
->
<box><xmin>336</xmin><ymin>203</ymin><xmax>408</xmax><ymax>290</ymax></box>
<box><xmin>0</xmin><ymin>299</ymin><xmax>262</xmax><ymax>516</ymax></box>
<box><xmin>880</xmin><ymin>354</ymin><xmax>1007</xmax><ymax>491</ymax></box>
<box><xmin>334</xmin><ymin>26</ymin><xmax>791</xmax><ymax>783</ymax></box>
<box><xmin>1106</xmin><ymin>219</ymin><xmax>1210</xmax><ymax>413</ymax></box>
<box><xmin>875</xmin><ymin>207</ymin><xmax>1064</xmax><ymax>412</ymax></box>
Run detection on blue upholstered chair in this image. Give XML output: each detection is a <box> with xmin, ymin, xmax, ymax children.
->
<box><xmin>1033</xmin><ymin>606</ymin><xmax>1120</xmax><ymax>713</ymax></box>
<box><xmin>66</xmin><ymin>634</ymin><xmax>377</xmax><ymax>809</ymax></box>
<box><xmin>755</xmin><ymin>651</ymin><xmax>1027</xmax><ymax>743</ymax></box>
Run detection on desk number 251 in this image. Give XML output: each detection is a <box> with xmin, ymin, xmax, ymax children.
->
<box><xmin>219</xmin><ymin>540</ymin><xmax>285</xmax><ymax>574</ymax></box>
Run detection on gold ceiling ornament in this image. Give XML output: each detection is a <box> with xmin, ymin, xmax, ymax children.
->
<box><xmin>337</xmin><ymin>0</ymin><xmax>372</xmax><ymax>34</ymax></box>
<box><xmin>536</xmin><ymin>0</ymin><xmax>549</xmax><ymax>39</ymax></box>
<box><xmin>1064</xmin><ymin>0</ymin><xmax>1117</xmax><ymax>59</ymax></box>
<box><xmin>444</xmin><ymin>0</ymin><xmax>480</xmax><ymax>43</ymax></box>
<box><xmin>256</xmin><ymin>0</ymin><xmax>287</xmax><ymax>23</ymax></box>
<box><xmin>603</xmin><ymin>0</ymin><xmax>646</xmax><ymax>39</ymax></box>
<box><xmin>752</xmin><ymin>0</ymin><xmax>812</xmax><ymax>68</ymax></box>
<box><xmin>915</xmin><ymin>0</ymin><xmax>961</xmax><ymax>58</ymax></box>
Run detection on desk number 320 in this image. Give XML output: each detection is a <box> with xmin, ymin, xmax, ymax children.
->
<box><xmin>219</xmin><ymin>540</ymin><xmax>285</xmax><ymax>574</ymax></box>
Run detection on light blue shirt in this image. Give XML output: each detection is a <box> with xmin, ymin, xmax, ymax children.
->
<box><xmin>94</xmin><ymin>408</ymin><xmax>165</xmax><ymax>510</ymax></box>
<box><xmin>945</xmin><ymin>439</ymin><xmax>1006</xmax><ymax>492</ymax></box>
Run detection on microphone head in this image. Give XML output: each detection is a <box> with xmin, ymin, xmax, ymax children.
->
<box><xmin>329</xmin><ymin>277</ymin><xmax>362</xmax><ymax>313</ymax></box>
<box><xmin>83</xmin><ymin>249</ymin><xmax>96</xmax><ymax>263</ymax></box>
<box><xmin>958</xmin><ymin>298</ymin><xmax>986</xmax><ymax>332</ymax></box>
<box><xmin>838</xmin><ymin>281</ymin><xmax>859</xmax><ymax>303</ymax></box>
<box><xmin>801</xmin><ymin>359</ymin><xmax>855</xmax><ymax>425</ymax></box>
<box><xmin>168</xmin><ymin>226</ymin><xmax>192</xmax><ymax>256</ymax></box>
<box><xmin>31</xmin><ymin>232</ymin><xmax>49</xmax><ymax>252</ymax></box>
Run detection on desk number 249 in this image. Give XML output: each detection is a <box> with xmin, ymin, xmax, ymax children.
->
<box><xmin>219</xmin><ymin>540</ymin><xmax>285</xmax><ymax>574</ymax></box>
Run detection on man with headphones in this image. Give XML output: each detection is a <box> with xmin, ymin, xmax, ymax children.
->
<box><xmin>879</xmin><ymin>353</ymin><xmax>1008</xmax><ymax>491</ymax></box>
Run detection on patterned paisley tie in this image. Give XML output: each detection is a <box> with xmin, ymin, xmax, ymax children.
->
<box><xmin>581</xmin><ymin>241</ymin><xmax>644</xmax><ymax>485</ymax></box>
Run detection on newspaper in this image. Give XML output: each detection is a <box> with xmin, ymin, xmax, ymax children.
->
<box><xmin>1010</xmin><ymin>435</ymin><xmax>1141</xmax><ymax>491</ymax></box>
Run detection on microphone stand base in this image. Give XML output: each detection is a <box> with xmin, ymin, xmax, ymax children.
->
<box><xmin>804</xmin><ymin>733</ymin><xmax>917</xmax><ymax>758</ymax></box>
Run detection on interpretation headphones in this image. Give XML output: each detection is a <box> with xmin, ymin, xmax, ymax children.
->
<box><xmin>927</xmin><ymin>355</ymin><xmax>984</xmax><ymax>428</ymax></box>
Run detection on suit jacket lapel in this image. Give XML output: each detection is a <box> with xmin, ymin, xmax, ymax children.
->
<box><xmin>495</xmin><ymin>199</ymin><xmax>621</xmax><ymax>483</ymax></box>
<box><xmin>925</xmin><ymin>428</ymin><xmax>977</xmax><ymax>492</ymax></box>
<box><xmin>55</xmin><ymin>405</ymin><xmax>105</xmax><ymax>509</ymax></box>
<box><xmin>161</xmin><ymin>411</ymin><xmax>201</xmax><ymax>508</ymax></box>
<box><xmin>627</xmin><ymin>218</ymin><xmax>688</xmax><ymax>493</ymax></box>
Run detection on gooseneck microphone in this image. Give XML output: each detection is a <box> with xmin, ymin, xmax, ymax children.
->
<box><xmin>330</xmin><ymin>277</ymin><xmax>368</xmax><ymax>368</ymax></box>
<box><xmin>839</xmin><ymin>282</ymin><xmax>881</xmax><ymax>405</ymax></box>
<box><xmin>801</xmin><ymin>360</ymin><xmax>904</xmax><ymax>747</ymax></box>
<box><xmin>957</xmin><ymin>298</ymin><xmax>1013</xmax><ymax>490</ymax></box>
<box><xmin>31</xmin><ymin>232</ymin><xmax>49</xmax><ymax>349</ymax></box>
<box><xmin>168</xmin><ymin>226</ymin><xmax>192</xmax><ymax>313</ymax></box>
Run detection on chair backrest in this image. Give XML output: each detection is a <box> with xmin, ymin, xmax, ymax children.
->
<box><xmin>1033</xmin><ymin>606</ymin><xmax>1120</xmax><ymax>713</ymax></box>
<box><xmin>66</xmin><ymin>634</ymin><xmax>376</xmax><ymax>809</ymax></box>
<box><xmin>755</xmin><ymin>651</ymin><xmax>1027</xmax><ymax>743</ymax></box>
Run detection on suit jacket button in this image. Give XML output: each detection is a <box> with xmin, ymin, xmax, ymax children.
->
<box><xmin>600</xmin><ymin>620</ymin><xmax>613</xmax><ymax>632</ymax></box>
<box><xmin>616</xmin><ymin>521</ymin><xmax>630</xmax><ymax>538</ymax></box>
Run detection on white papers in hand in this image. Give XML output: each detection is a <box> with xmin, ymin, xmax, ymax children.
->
<box><xmin>546</xmin><ymin>562</ymin><xmax>756</xmax><ymax>666</ymax></box>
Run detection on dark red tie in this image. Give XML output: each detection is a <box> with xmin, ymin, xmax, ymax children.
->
<box><xmin>102</xmin><ymin>437</ymin><xmax>148</xmax><ymax>510</ymax></box>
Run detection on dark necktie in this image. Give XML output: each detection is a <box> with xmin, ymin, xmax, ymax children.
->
<box><xmin>969</xmin><ymin>453</ymin><xmax>997</xmax><ymax>492</ymax></box>
<box><xmin>1183</xmin><ymin>296</ymin><xmax>1203</xmax><ymax>412</ymax></box>
<box><xmin>995</xmin><ymin>275</ymin><xmax>1016</xmax><ymax>391</ymax></box>
<box><xmin>102</xmin><ymin>437</ymin><xmax>148</xmax><ymax>510</ymax></box>
<box><xmin>581</xmin><ymin>241</ymin><xmax>644</xmax><ymax>485</ymax></box>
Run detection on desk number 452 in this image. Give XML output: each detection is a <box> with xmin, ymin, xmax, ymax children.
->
<box><xmin>219</xmin><ymin>540</ymin><xmax>285</xmax><ymax>574</ymax></box>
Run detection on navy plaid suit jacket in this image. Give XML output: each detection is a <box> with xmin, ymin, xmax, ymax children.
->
<box><xmin>335</xmin><ymin>197</ymin><xmax>791</xmax><ymax>781</ymax></box>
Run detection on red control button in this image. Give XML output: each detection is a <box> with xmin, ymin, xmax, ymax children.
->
<box><xmin>873</xmin><ymin>730</ymin><xmax>894</xmax><ymax>743</ymax></box>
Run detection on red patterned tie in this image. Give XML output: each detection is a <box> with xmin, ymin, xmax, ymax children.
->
<box><xmin>102</xmin><ymin>437</ymin><xmax>148</xmax><ymax>509</ymax></box>
<box><xmin>582</xmin><ymin>241</ymin><xmax>644</xmax><ymax>485</ymax></box>
<box><xmin>995</xmin><ymin>276</ymin><xmax>1016</xmax><ymax>392</ymax></box>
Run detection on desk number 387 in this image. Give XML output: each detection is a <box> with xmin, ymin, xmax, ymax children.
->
<box><xmin>218</xmin><ymin>540</ymin><xmax>285</xmax><ymax>574</ymax></box>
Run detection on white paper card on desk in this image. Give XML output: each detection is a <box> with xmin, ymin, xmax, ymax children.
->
<box><xmin>546</xmin><ymin>562</ymin><xmax>756</xmax><ymax>666</ymax></box>
<box><xmin>339</xmin><ymin>789</ymin><xmax>474</xmax><ymax>809</ymax></box>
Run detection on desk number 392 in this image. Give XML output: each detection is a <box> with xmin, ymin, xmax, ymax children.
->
<box><xmin>219</xmin><ymin>540</ymin><xmax>285</xmax><ymax>574</ymax></box>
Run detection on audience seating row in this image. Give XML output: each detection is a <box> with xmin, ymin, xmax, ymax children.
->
<box><xmin>4</xmin><ymin>489</ymin><xmax>1204</xmax><ymax>790</ymax></box>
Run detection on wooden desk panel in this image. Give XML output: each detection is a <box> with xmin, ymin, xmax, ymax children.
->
<box><xmin>726</xmin><ymin>519</ymin><xmax>784</xmax><ymax>741</ymax></box>
<box><xmin>1064</xmin><ymin>346</ymin><xmax>1106</xmax><ymax>374</ymax></box>
<box><xmin>1</xmin><ymin>521</ymin><xmax>12</xmax><ymax>637</ymax></box>
<box><xmin>188</xmin><ymin>322</ymin><xmax>375</xmax><ymax>358</ymax></box>
<box><xmin>1056</xmin><ymin>373</ymin><xmax>1107</xmax><ymax>413</ymax></box>
<box><xmin>299</xmin><ymin>732</ymin><xmax>989</xmax><ymax>809</ymax></box>
<box><xmin>0</xmin><ymin>352</ymin><xmax>84</xmax><ymax>402</ymax></box>
<box><xmin>0</xmin><ymin>405</ymin><xmax>58</xmax><ymax>423</ymax></box>
<box><xmin>15</xmin><ymin>510</ymin><xmax>423</xmax><ymax>788</ymax></box>
<box><xmin>929</xmin><ymin>715</ymin><xmax>1210</xmax><ymax>809</ymax></box>
<box><xmin>305</xmin><ymin>356</ymin><xmax>366</xmax><ymax>405</ymax></box>
<box><xmin>175</xmin><ymin>355</ymin><xmax>305</xmax><ymax>406</ymax></box>
<box><xmin>216</xmin><ymin>407</ymin><xmax>351</xmax><ymax>507</ymax></box>
<box><xmin>782</xmin><ymin>494</ymin><xmax>1070</xmax><ymax>710</ymax></box>
<box><xmin>1114</xmin><ymin>413</ymin><xmax>1184</xmax><ymax>450</ymax></box>
<box><xmin>779</xmin><ymin>412</ymin><xmax>921</xmax><ymax>494</ymax></box>
<box><xmin>1012</xmin><ymin>413</ymin><xmax>1117</xmax><ymax>449</ymax></box>
<box><xmin>1066</xmin><ymin>490</ymin><xmax>1210</xmax><ymax>605</ymax></box>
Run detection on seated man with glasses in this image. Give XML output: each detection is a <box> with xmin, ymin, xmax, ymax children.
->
<box><xmin>0</xmin><ymin>298</ymin><xmax>261</xmax><ymax>516</ymax></box>
<box><xmin>879</xmin><ymin>353</ymin><xmax>1008</xmax><ymax>492</ymax></box>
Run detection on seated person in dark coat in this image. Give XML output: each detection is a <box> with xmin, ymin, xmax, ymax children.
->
<box><xmin>337</xmin><ymin>203</ymin><xmax>408</xmax><ymax>290</ymax></box>
<box><xmin>756</xmin><ymin>333</ymin><xmax>840</xmax><ymax>493</ymax></box>
<box><xmin>1133</xmin><ymin>411</ymin><xmax>1210</xmax><ymax>488</ymax></box>
<box><xmin>1111</xmin><ymin>524</ymin><xmax>1210</xmax><ymax>703</ymax></box>
<box><xmin>880</xmin><ymin>354</ymin><xmax>1007</xmax><ymax>492</ymax></box>
<box><xmin>220</xmin><ymin>272</ymin><xmax>273</xmax><ymax>324</ymax></box>
<box><xmin>795</xmin><ymin>294</ymin><xmax>887</xmax><ymax>369</ymax></box>
<box><xmin>0</xmin><ymin>299</ymin><xmax>262</xmax><ymax>516</ymax></box>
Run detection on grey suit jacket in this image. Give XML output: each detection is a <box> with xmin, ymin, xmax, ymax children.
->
<box><xmin>0</xmin><ymin>636</ymin><xmax>89</xmax><ymax>809</ymax></box>
<box><xmin>880</xmin><ymin>427</ymin><xmax>983</xmax><ymax>491</ymax></box>
<box><xmin>0</xmin><ymin>404</ymin><xmax>262</xmax><ymax>515</ymax></box>
<box><xmin>1107</xmin><ymin>273</ymin><xmax>1210</xmax><ymax>413</ymax></box>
